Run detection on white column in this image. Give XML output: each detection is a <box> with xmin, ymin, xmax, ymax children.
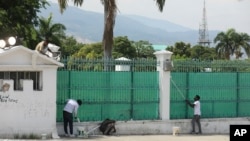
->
<box><xmin>154</xmin><ymin>50</ymin><xmax>173</xmax><ymax>120</ymax></box>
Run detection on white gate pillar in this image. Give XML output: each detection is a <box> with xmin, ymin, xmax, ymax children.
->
<box><xmin>154</xmin><ymin>50</ymin><xmax>173</xmax><ymax>120</ymax></box>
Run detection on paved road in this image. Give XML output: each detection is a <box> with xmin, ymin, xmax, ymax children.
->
<box><xmin>0</xmin><ymin>134</ymin><xmax>229</xmax><ymax>141</ymax></box>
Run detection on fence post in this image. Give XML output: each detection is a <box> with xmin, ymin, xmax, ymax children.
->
<box><xmin>154</xmin><ymin>50</ymin><xmax>173</xmax><ymax>120</ymax></box>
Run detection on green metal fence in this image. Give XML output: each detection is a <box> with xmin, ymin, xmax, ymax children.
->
<box><xmin>57</xmin><ymin>59</ymin><xmax>250</xmax><ymax>121</ymax></box>
<box><xmin>56</xmin><ymin>58</ymin><xmax>159</xmax><ymax>122</ymax></box>
<box><xmin>170</xmin><ymin>60</ymin><xmax>250</xmax><ymax>119</ymax></box>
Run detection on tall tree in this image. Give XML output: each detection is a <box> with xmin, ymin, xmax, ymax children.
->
<box><xmin>214</xmin><ymin>28</ymin><xmax>250</xmax><ymax>60</ymax></box>
<box><xmin>73</xmin><ymin>42</ymin><xmax>103</xmax><ymax>59</ymax></box>
<box><xmin>0</xmin><ymin>0</ymin><xmax>48</xmax><ymax>48</ymax></box>
<box><xmin>57</xmin><ymin>0</ymin><xmax>166</xmax><ymax>60</ymax></box>
<box><xmin>60</xmin><ymin>36</ymin><xmax>84</xmax><ymax>56</ymax></box>
<box><xmin>234</xmin><ymin>32</ymin><xmax>250</xmax><ymax>59</ymax></box>
<box><xmin>167</xmin><ymin>42</ymin><xmax>191</xmax><ymax>59</ymax></box>
<box><xmin>37</xmin><ymin>13</ymin><xmax>66</xmax><ymax>47</ymax></box>
<box><xmin>190</xmin><ymin>45</ymin><xmax>216</xmax><ymax>60</ymax></box>
<box><xmin>132</xmin><ymin>40</ymin><xmax>155</xmax><ymax>58</ymax></box>
<box><xmin>214</xmin><ymin>31</ymin><xmax>231</xmax><ymax>60</ymax></box>
<box><xmin>113</xmin><ymin>36</ymin><xmax>136</xmax><ymax>58</ymax></box>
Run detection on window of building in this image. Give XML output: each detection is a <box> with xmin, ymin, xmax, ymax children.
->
<box><xmin>0</xmin><ymin>71</ymin><xmax>42</xmax><ymax>91</ymax></box>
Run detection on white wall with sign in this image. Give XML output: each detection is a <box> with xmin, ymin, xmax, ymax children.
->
<box><xmin>0</xmin><ymin>46</ymin><xmax>63</xmax><ymax>138</ymax></box>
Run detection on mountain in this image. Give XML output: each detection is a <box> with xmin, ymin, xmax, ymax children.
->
<box><xmin>39</xmin><ymin>2</ymin><xmax>220</xmax><ymax>46</ymax></box>
<box><xmin>124</xmin><ymin>15</ymin><xmax>192</xmax><ymax>32</ymax></box>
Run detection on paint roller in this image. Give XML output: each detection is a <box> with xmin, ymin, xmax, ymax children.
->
<box><xmin>170</xmin><ymin>78</ymin><xmax>186</xmax><ymax>100</ymax></box>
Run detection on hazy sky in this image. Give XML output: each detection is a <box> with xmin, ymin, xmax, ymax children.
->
<box><xmin>50</xmin><ymin>0</ymin><xmax>250</xmax><ymax>34</ymax></box>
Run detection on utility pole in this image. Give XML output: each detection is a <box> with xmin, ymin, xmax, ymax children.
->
<box><xmin>198</xmin><ymin>0</ymin><xmax>210</xmax><ymax>47</ymax></box>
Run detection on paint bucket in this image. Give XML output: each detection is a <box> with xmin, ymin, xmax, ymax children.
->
<box><xmin>41</xmin><ymin>134</ymin><xmax>47</xmax><ymax>140</ymax></box>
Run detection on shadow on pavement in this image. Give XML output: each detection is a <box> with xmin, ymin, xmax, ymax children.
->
<box><xmin>59</xmin><ymin>135</ymin><xmax>105</xmax><ymax>140</ymax></box>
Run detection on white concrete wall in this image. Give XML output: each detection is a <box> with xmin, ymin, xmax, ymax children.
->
<box><xmin>0</xmin><ymin>68</ymin><xmax>58</xmax><ymax>138</ymax></box>
<box><xmin>56</xmin><ymin>118</ymin><xmax>250</xmax><ymax>136</ymax></box>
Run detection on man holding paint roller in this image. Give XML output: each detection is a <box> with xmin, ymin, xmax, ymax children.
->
<box><xmin>63</xmin><ymin>99</ymin><xmax>83</xmax><ymax>137</ymax></box>
<box><xmin>186</xmin><ymin>95</ymin><xmax>202</xmax><ymax>134</ymax></box>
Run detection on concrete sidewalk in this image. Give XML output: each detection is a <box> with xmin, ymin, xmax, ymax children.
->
<box><xmin>0</xmin><ymin>134</ymin><xmax>229</xmax><ymax>141</ymax></box>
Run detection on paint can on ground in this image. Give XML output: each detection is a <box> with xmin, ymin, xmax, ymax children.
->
<box><xmin>41</xmin><ymin>134</ymin><xmax>47</xmax><ymax>140</ymax></box>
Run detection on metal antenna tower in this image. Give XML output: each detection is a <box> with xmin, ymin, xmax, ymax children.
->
<box><xmin>198</xmin><ymin>0</ymin><xmax>210</xmax><ymax>46</ymax></box>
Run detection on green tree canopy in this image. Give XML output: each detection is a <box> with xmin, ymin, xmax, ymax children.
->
<box><xmin>113</xmin><ymin>36</ymin><xmax>136</xmax><ymax>58</ymax></box>
<box><xmin>37</xmin><ymin>13</ymin><xmax>66</xmax><ymax>47</ymax></box>
<box><xmin>190</xmin><ymin>45</ymin><xmax>217</xmax><ymax>60</ymax></box>
<box><xmin>60</xmin><ymin>36</ymin><xmax>84</xmax><ymax>56</ymax></box>
<box><xmin>234</xmin><ymin>32</ymin><xmax>250</xmax><ymax>59</ymax></box>
<box><xmin>69</xmin><ymin>37</ymin><xmax>157</xmax><ymax>59</ymax></box>
<box><xmin>73</xmin><ymin>42</ymin><xmax>103</xmax><ymax>59</ymax></box>
<box><xmin>166</xmin><ymin>42</ymin><xmax>191</xmax><ymax>59</ymax></box>
<box><xmin>0</xmin><ymin>0</ymin><xmax>48</xmax><ymax>48</ymax></box>
<box><xmin>131</xmin><ymin>40</ymin><xmax>155</xmax><ymax>58</ymax></box>
<box><xmin>214</xmin><ymin>28</ymin><xmax>250</xmax><ymax>60</ymax></box>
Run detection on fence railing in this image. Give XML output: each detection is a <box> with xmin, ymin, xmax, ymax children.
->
<box><xmin>59</xmin><ymin>58</ymin><xmax>250</xmax><ymax>72</ymax></box>
<box><xmin>59</xmin><ymin>57</ymin><xmax>157</xmax><ymax>72</ymax></box>
<box><xmin>172</xmin><ymin>60</ymin><xmax>250</xmax><ymax>72</ymax></box>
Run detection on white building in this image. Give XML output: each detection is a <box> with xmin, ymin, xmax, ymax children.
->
<box><xmin>115</xmin><ymin>57</ymin><xmax>131</xmax><ymax>71</ymax></box>
<box><xmin>0</xmin><ymin>45</ymin><xmax>63</xmax><ymax>138</ymax></box>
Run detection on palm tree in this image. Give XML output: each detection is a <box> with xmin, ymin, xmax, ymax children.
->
<box><xmin>214</xmin><ymin>28</ymin><xmax>250</xmax><ymax>60</ymax></box>
<box><xmin>234</xmin><ymin>32</ymin><xmax>250</xmax><ymax>59</ymax></box>
<box><xmin>214</xmin><ymin>30</ymin><xmax>233</xmax><ymax>60</ymax></box>
<box><xmin>37</xmin><ymin>13</ymin><xmax>66</xmax><ymax>46</ymax></box>
<box><xmin>57</xmin><ymin>0</ymin><xmax>166</xmax><ymax>60</ymax></box>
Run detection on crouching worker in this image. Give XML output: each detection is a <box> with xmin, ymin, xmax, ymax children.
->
<box><xmin>99</xmin><ymin>119</ymin><xmax>116</xmax><ymax>135</ymax></box>
<box><xmin>63</xmin><ymin>99</ymin><xmax>82</xmax><ymax>137</ymax></box>
<box><xmin>35</xmin><ymin>39</ymin><xmax>52</xmax><ymax>57</ymax></box>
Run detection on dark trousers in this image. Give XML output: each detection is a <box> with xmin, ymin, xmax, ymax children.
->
<box><xmin>191</xmin><ymin>115</ymin><xmax>202</xmax><ymax>133</ymax></box>
<box><xmin>63</xmin><ymin>111</ymin><xmax>73</xmax><ymax>135</ymax></box>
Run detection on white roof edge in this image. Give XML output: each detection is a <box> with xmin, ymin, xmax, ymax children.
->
<box><xmin>153</xmin><ymin>50</ymin><xmax>173</xmax><ymax>55</ymax></box>
<box><xmin>35</xmin><ymin>52</ymin><xmax>64</xmax><ymax>67</ymax></box>
<box><xmin>0</xmin><ymin>45</ymin><xmax>64</xmax><ymax>67</ymax></box>
<box><xmin>115</xmin><ymin>57</ymin><xmax>131</xmax><ymax>61</ymax></box>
